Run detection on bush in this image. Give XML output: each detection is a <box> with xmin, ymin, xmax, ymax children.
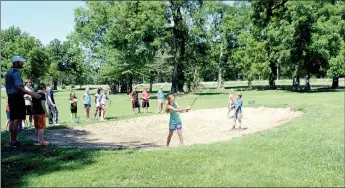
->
<box><xmin>71</xmin><ymin>85</ymin><xmax>75</xmax><ymax>89</ymax></box>
<box><xmin>61</xmin><ymin>85</ymin><xmax>66</xmax><ymax>89</ymax></box>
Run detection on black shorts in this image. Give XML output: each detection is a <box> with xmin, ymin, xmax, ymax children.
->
<box><xmin>84</xmin><ymin>104</ymin><xmax>91</xmax><ymax>108</ymax></box>
<box><xmin>71</xmin><ymin>108</ymin><xmax>77</xmax><ymax>113</ymax></box>
<box><xmin>132</xmin><ymin>101</ymin><xmax>140</xmax><ymax>108</ymax></box>
<box><xmin>8</xmin><ymin>94</ymin><xmax>26</xmax><ymax>120</ymax></box>
<box><xmin>26</xmin><ymin>105</ymin><xmax>32</xmax><ymax>115</ymax></box>
<box><xmin>142</xmin><ymin>101</ymin><xmax>149</xmax><ymax>108</ymax></box>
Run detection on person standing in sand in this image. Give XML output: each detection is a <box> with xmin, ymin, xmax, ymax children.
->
<box><xmin>227</xmin><ymin>89</ymin><xmax>235</xmax><ymax>118</ymax></box>
<box><xmin>157</xmin><ymin>86</ymin><xmax>165</xmax><ymax>113</ymax></box>
<box><xmin>231</xmin><ymin>92</ymin><xmax>243</xmax><ymax>130</ymax></box>
<box><xmin>165</xmin><ymin>94</ymin><xmax>191</xmax><ymax>146</ymax></box>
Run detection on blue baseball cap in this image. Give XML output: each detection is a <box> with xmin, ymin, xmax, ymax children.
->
<box><xmin>11</xmin><ymin>56</ymin><xmax>26</xmax><ymax>63</ymax></box>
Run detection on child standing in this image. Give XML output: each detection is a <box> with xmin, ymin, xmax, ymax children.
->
<box><xmin>141</xmin><ymin>87</ymin><xmax>150</xmax><ymax>113</ymax></box>
<box><xmin>231</xmin><ymin>92</ymin><xmax>243</xmax><ymax>130</ymax></box>
<box><xmin>81</xmin><ymin>88</ymin><xmax>91</xmax><ymax>121</ymax></box>
<box><xmin>227</xmin><ymin>89</ymin><xmax>235</xmax><ymax>118</ymax></box>
<box><xmin>165</xmin><ymin>95</ymin><xmax>191</xmax><ymax>146</ymax></box>
<box><xmin>129</xmin><ymin>86</ymin><xmax>141</xmax><ymax>113</ymax></box>
<box><xmin>99</xmin><ymin>89</ymin><xmax>111</xmax><ymax>120</ymax></box>
<box><xmin>32</xmin><ymin>83</ymin><xmax>49</xmax><ymax>146</ymax></box>
<box><xmin>24</xmin><ymin>79</ymin><xmax>33</xmax><ymax>127</ymax></box>
<box><xmin>70</xmin><ymin>92</ymin><xmax>79</xmax><ymax>123</ymax></box>
<box><xmin>94</xmin><ymin>88</ymin><xmax>102</xmax><ymax>119</ymax></box>
<box><xmin>157</xmin><ymin>86</ymin><xmax>165</xmax><ymax>113</ymax></box>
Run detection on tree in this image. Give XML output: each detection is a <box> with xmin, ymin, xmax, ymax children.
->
<box><xmin>1</xmin><ymin>26</ymin><xmax>50</xmax><ymax>86</ymax></box>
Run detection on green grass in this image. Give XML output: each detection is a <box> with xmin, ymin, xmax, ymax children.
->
<box><xmin>1</xmin><ymin>85</ymin><xmax>344</xmax><ymax>187</ymax></box>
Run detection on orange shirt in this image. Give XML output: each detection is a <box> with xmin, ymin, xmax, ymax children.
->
<box><xmin>141</xmin><ymin>91</ymin><xmax>150</xmax><ymax>102</ymax></box>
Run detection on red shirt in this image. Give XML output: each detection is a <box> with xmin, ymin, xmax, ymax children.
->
<box><xmin>141</xmin><ymin>91</ymin><xmax>150</xmax><ymax>102</ymax></box>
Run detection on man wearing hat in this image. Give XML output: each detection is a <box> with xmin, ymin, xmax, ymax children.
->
<box><xmin>6</xmin><ymin>56</ymin><xmax>39</xmax><ymax>147</ymax></box>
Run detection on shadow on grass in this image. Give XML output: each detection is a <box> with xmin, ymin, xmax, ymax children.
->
<box><xmin>1</xmin><ymin>129</ymin><xmax>97</xmax><ymax>187</ymax></box>
<box><xmin>1</xmin><ymin>124</ymin><xmax>163</xmax><ymax>187</ymax></box>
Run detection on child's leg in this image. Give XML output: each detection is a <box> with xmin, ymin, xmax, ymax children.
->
<box><xmin>35</xmin><ymin>128</ymin><xmax>39</xmax><ymax>142</ymax></box>
<box><xmin>160</xmin><ymin>102</ymin><xmax>163</xmax><ymax>113</ymax></box>
<box><xmin>94</xmin><ymin>107</ymin><xmax>98</xmax><ymax>118</ymax></box>
<box><xmin>86</xmin><ymin>107</ymin><xmax>90</xmax><ymax>119</ymax></box>
<box><xmin>176</xmin><ymin>129</ymin><xmax>184</xmax><ymax>145</ymax></box>
<box><xmin>38</xmin><ymin>129</ymin><xmax>43</xmax><ymax>141</ymax></box>
<box><xmin>166</xmin><ymin>130</ymin><xmax>174</xmax><ymax>146</ymax></box>
<box><xmin>100</xmin><ymin>106</ymin><xmax>104</xmax><ymax>120</ymax></box>
<box><xmin>103</xmin><ymin>106</ymin><xmax>107</xmax><ymax>119</ymax></box>
<box><xmin>29</xmin><ymin>115</ymin><xmax>33</xmax><ymax>126</ymax></box>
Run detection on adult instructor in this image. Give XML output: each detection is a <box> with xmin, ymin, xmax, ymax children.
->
<box><xmin>6</xmin><ymin>56</ymin><xmax>39</xmax><ymax>147</ymax></box>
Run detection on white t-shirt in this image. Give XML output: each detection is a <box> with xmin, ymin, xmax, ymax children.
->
<box><xmin>24</xmin><ymin>86</ymin><xmax>32</xmax><ymax>106</ymax></box>
<box><xmin>95</xmin><ymin>93</ymin><xmax>101</xmax><ymax>107</ymax></box>
<box><xmin>99</xmin><ymin>93</ymin><xmax>109</xmax><ymax>105</ymax></box>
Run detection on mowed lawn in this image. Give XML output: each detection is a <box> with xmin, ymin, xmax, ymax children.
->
<box><xmin>1</xmin><ymin>86</ymin><xmax>344</xmax><ymax>187</ymax></box>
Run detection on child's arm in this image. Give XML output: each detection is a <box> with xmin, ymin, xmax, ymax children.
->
<box><xmin>81</xmin><ymin>94</ymin><xmax>85</xmax><ymax>103</ymax></box>
<box><xmin>41</xmin><ymin>100</ymin><xmax>48</xmax><ymax>116</ymax></box>
<box><xmin>167</xmin><ymin>105</ymin><xmax>190</xmax><ymax>113</ymax></box>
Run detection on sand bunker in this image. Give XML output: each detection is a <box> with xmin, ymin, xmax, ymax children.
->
<box><xmin>42</xmin><ymin>107</ymin><xmax>302</xmax><ymax>149</ymax></box>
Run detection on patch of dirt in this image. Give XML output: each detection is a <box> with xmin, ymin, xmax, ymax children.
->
<box><xmin>40</xmin><ymin>107</ymin><xmax>302</xmax><ymax>149</ymax></box>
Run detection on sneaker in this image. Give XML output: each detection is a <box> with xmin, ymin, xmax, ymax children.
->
<box><xmin>8</xmin><ymin>141</ymin><xmax>22</xmax><ymax>147</ymax></box>
<box><xmin>40</xmin><ymin>141</ymin><xmax>49</xmax><ymax>146</ymax></box>
<box><xmin>34</xmin><ymin>141</ymin><xmax>40</xmax><ymax>146</ymax></box>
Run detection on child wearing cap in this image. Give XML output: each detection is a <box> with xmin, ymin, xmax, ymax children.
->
<box><xmin>157</xmin><ymin>85</ymin><xmax>165</xmax><ymax>113</ymax></box>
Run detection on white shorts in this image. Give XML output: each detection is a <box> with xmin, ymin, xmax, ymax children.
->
<box><xmin>158</xmin><ymin>99</ymin><xmax>164</xmax><ymax>104</ymax></box>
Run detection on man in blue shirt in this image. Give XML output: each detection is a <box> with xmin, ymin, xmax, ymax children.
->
<box><xmin>6</xmin><ymin>56</ymin><xmax>39</xmax><ymax>147</ymax></box>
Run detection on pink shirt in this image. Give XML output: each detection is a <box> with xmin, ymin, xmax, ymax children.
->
<box><xmin>141</xmin><ymin>91</ymin><xmax>150</xmax><ymax>102</ymax></box>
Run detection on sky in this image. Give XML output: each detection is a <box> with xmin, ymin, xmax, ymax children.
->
<box><xmin>1</xmin><ymin>1</ymin><xmax>234</xmax><ymax>46</ymax></box>
<box><xmin>1</xmin><ymin>1</ymin><xmax>86</xmax><ymax>45</ymax></box>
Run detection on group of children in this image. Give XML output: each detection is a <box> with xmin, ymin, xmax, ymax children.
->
<box><xmin>77</xmin><ymin>87</ymin><xmax>111</xmax><ymax>122</ymax></box>
<box><xmin>128</xmin><ymin>85</ymin><xmax>166</xmax><ymax>114</ymax></box>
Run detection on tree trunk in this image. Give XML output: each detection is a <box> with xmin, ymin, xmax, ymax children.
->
<box><xmin>331</xmin><ymin>77</ymin><xmax>339</xmax><ymax>89</ymax></box>
<box><xmin>149</xmin><ymin>71</ymin><xmax>153</xmax><ymax>92</ymax></box>
<box><xmin>268</xmin><ymin>61</ymin><xmax>277</xmax><ymax>89</ymax></box>
<box><xmin>248</xmin><ymin>80</ymin><xmax>252</xmax><ymax>90</ymax></box>
<box><xmin>304</xmin><ymin>73</ymin><xmax>311</xmax><ymax>91</ymax></box>
<box><xmin>217</xmin><ymin>45</ymin><xmax>223</xmax><ymax>90</ymax></box>
<box><xmin>171</xmin><ymin>64</ymin><xmax>178</xmax><ymax>93</ymax></box>
<box><xmin>53</xmin><ymin>80</ymin><xmax>58</xmax><ymax>90</ymax></box>
<box><xmin>292</xmin><ymin>76</ymin><xmax>300</xmax><ymax>91</ymax></box>
<box><xmin>129</xmin><ymin>74</ymin><xmax>133</xmax><ymax>93</ymax></box>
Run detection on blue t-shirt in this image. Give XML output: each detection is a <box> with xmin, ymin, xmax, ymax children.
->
<box><xmin>169</xmin><ymin>103</ymin><xmax>182</xmax><ymax>125</ymax></box>
<box><xmin>234</xmin><ymin>98</ymin><xmax>243</xmax><ymax>113</ymax></box>
<box><xmin>157</xmin><ymin>90</ymin><xmax>165</xmax><ymax>100</ymax></box>
<box><xmin>83</xmin><ymin>93</ymin><xmax>91</xmax><ymax>105</ymax></box>
<box><xmin>5</xmin><ymin>68</ymin><xmax>24</xmax><ymax>94</ymax></box>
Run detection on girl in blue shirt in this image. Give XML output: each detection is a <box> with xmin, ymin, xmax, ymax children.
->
<box><xmin>81</xmin><ymin>88</ymin><xmax>91</xmax><ymax>121</ymax></box>
<box><xmin>165</xmin><ymin>95</ymin><xmax>191</xmax><ymax>146</ymax></box>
